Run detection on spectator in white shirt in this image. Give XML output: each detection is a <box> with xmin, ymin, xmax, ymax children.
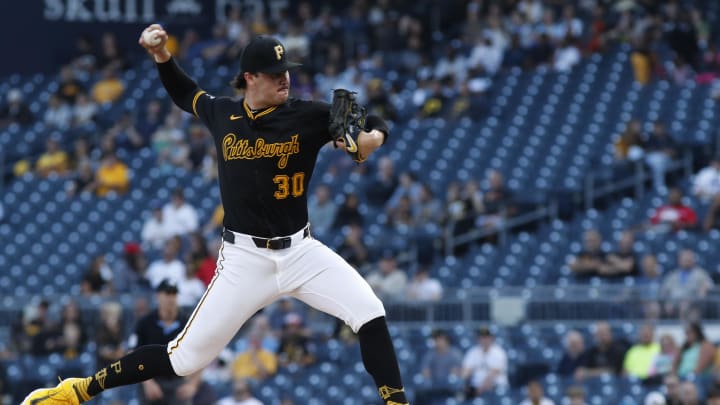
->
<box><xmin>216</xmin><ymin>378</ymin><xmax>263</xmax><ymax>405</ymax></box>
<box><xmin>44</xmin><ymin>94</ymin><xmax>73</xmax><ymax>129</ymax></box>
<box><xmin>462</xmin><ymin>327</ymin><xmax>509</xmax><ymax>398</ymax></box>
<box><xmin>163</xmin><ymin>188</ymin><xmax>199</xmax><ymax>237</ymax></box>
<box><xmin>406</xmin><ymin>268</ymin><xmax>443</xmax><ymax>301</ymax></box>
<box><xmin>517</xmin><ymin>0</ymin><xmax>543</xmax><ymax>24</ymax></box>
<box><xmin>519</xmin><ymin>380</ymin><xmax>555</xmax><ymax>405</ymax></box>
<box><xmin>72</xmin><ymin>92</ymin><xmax>98</xmax><ymax>127</ymax></box>
<box><xmin>553</xmin><ymin>36</ymin><xmax>581</xmax><ymax>72</ymax></box>
<box><xmin>692</xmin><ymin>158</ymin><xmax>720</xmax><ymax>202</ymax></box>
<box><xmin>146</xmin><ymin>238</ymin><xmax>185</xmax><ymax>288</ymax></box>
<box><xmin>177</xmin><ymin>264</ymin><xmax>207</xmax><ymax>308</ymax></box>
<box><xmin>365</xmin><ymin>251</ymin><xmax>408</xmax><ymax>299</ymax></box>
<box><xmin>307</xmin><ymin>184</ymin><xmax>337</xmax><ymax>238</ymax></box>
<box><xmin>141</xmin><ymin>200</ymin><xmax>172</xmax><ymax>250</ymax></box>
<box><xmin>434</xmin><ymin>45</ymin><xmax>469</xmax><ymax>82</ymax></box>
<box><xmin>468</xmin><ymin>35</ymin><xmax>504</xmax><ymax>76</ymax></box>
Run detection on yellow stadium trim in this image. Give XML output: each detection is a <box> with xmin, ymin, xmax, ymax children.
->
<box><xmin>192</xmin><ymin>90</ymin><xmax>206</xmax><ymax>118</ymax></box>
<box><xmin>243</xmin><ymin>101</ymin><xmax>277</xmax><ymax>120</ymax></box>
<box><xmin>168</xmin><ymin>240</ymin><xmax>225</xmax><ymax>355</ymax></box>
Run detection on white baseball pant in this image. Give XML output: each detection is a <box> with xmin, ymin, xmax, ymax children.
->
<box><xmin>166</xmin><ymin>226</ymin><xmax>386</xmax><ymax>376</ymax></box>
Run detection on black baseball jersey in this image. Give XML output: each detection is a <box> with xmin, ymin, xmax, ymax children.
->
<box><xmin>157</xmin><ymin>59</ymin><xmax>388</xmax><ymax>237</ymax></box>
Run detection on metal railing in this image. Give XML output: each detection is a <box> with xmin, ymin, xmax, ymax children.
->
<box><xmin>445</xmin><ymin>150</ymin><xmax>695</xmax><ymax>254</ymax></box>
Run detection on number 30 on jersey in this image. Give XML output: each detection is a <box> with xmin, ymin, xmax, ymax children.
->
<box><xmin>273</xmin><ymin>172</ymin><xmax>305</xmax><ymax>199</ymax></box>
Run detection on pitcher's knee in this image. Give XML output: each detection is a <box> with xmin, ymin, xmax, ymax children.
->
<box><xmin>167</xmin><ymin>346</ymin><xmax>212</xmax><ymax>376</ymax></box>
<box><xmin>350</xmin><ymin>296</ymin><xmax>386</xmax><ymax>333</ymax></box>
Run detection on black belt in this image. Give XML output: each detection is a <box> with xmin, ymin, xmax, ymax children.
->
<box><xmin>222</xmin><ymin>225</ymin><xmax>310</xmax><ymax>250</ymax></box>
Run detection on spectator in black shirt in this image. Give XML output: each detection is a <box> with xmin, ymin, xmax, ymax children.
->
<box><xmin>332</xmin><ymin>192</ymin><xmax>364</xmax><ymax>229</ymax></box>
<box><xmin>56</xmin><ymin>66</ymin><xmax>85</xmax><ymax>104</ymax></box>
<box><xmin>365</xmin><ymin>156</ymin><xmax>398</xmax><ymax>207</ymax></box>
<box><xmin>129</xmin><ymin>279</ymin><xmax>200</xmax><ymax>405</ymax></box>
<box><xmin>556</xmin><ymin>330</ymin><xmax>585</xmax><ymax>377</ymax></box>
<box><xmin>600</xmin><ymin>231</ymin><xmax>638</xmax><ymax>277</ymax></box>
<box><xmin>644</xmin><ymin>120</ymin><xmax>678</xmax><ymax>192</ymax></box>
<box><xmin>336</xmin><ymin>223</ymin><xmax>369</xmax><ymax>269</ymax></box>
<box><xmin>277</xmin><ymin>313</ymin><xmax>314</xmax><ymax>369</ymax></box>
<box><xmin>569</xmin><ymin>229</ymin><xmax>607</xmax><ymax>278</ymax></box>
<box><xmin>0</xmin><ymin>88</ymin><xmax>34</xmax><ymax>127</ymax></box>
<box><xmin>575</xmin><ymin>322</ymin><xmax>628</xmax><ymax>380</ymax></box>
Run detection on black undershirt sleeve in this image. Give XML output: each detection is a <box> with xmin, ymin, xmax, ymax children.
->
<box><xmin>365</xmin><ymin>114</ymin><xmax>390</xmax><ymax>145</ymax></box>
<box><xmin>155</xmin><ymin>57</ymin><xmax>200</xmax><ymax>115</ymax></box>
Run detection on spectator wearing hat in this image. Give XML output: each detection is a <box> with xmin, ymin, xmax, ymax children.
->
<box><xmin>461</xmin><ymin>327</ymin><xmax>509</xmax><ymax>398</ymax></box>
<box><xmin>365</xmin><ymin>250</ymin><xmax>408</xmax><ymax>300</ymax></box>
<box><xmin>415</xmin><ymin>329</ymin><xmax>463</xmax><ymax>405</ymax></box>
<box><xmin>127</xmin><ymin>278</ymin><xmax>200</xmax><ymax>405</ymax></box>
<box><xmin>277</xmin><ymin>313</ymin><xmax>314</xmax><ymax>369</ymax></box>
<box><xmin>0</xmin><ymin>88</ymin><xmax>34</xmax><ymax>126</ymax></box>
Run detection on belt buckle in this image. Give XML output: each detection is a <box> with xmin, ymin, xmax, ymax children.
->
<box><xmin>266</xmin><ymin>239</ymin><xmax>272</xmax><ymax>249</ymax></box>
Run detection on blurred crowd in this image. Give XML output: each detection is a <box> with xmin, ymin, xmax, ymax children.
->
<box><xmin>1</xmin><ymin>0</ymin><xmax>720</xmax><ymax>404</ymax></box>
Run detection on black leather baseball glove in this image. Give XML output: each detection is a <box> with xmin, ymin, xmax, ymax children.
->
<box><xmin>328</xmin><ymin>89</ymin><xmax>368</xmax><ymax>162</ymax></box>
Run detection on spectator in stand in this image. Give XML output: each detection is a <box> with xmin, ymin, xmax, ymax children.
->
<box><xmin>638</xmin><ymin>254</ymin><xmax>663</xmax><ymax>319</ymax></box>
<box><xmin>113</xmin><ymin>242</ymin><xmax>151</xmax><ymax>294</ymax></box>
<box><xmin>136</xmin><ymin>99</ymin><xmax>164</xmax><ymax>139</ymax></box>
<box><xmin>72</xmin><ymin>92</ymin><xmax>97</xmax><ymax>127</ymax></box>
<box><xmin>336</xmin><ymin>223</ymin><xmax>369</xmax><ymax>269</ymax></box>
<box><xmin>128</xmin><ymin>279</ymin><xmax>202</xmax><ymax>405</ymax></box>
<box><xmin>692</xmin><ymin>157</ymin><xmax>720</xmax><ymax>202</ymax></box>
<box><xmin>519</xmin><ymin>380</ymin><xmax>555</xmax><ymax>405</ymax></box>
<box><xmin>92</xmin><ymin>66</ymin><xmax>125</xmax><ymax>105</ymax></box>
<box><xmin>553</xmin><ymin>36</ymin><xmax>581</xmax><ymax>72</ymax></box>
<box><xmin>600</xmin><ymin>231</ymin><xmax>639</xmax><ymax>277</ymax></box>
<box><xmin>406</xmin><ymin>267</ymin><xmax>443</xmax><ymax>302</ymax></box>
<box><xmin>97</xmin><ymin>32</ymin><xmax>128</xmax><ymax>72</ymax></box>
<box><xmin>569</xmin><ymin>229</ymin><xmax>607</xmax><ymax>278</ymax></box>
<box><xmin>415</xmin><ymin>329</ymin><xmax>463</xmax><ymax>405</ymax></box>
<box><xmin>142</xmin><ymin>200</ymin><xmax>172</xmax><ymax>250</ymax></box>
<box><xmin>95</xmin><ymin>301</ymin><xmax>125</xmax><ymax>370</ymax></box>
<box><xmin>163</xmin><ymin>188</ymin><xmax>199</xmax><ymax>237</ymax></box>
<box><xmin>187</xmin><ymin>124</ymin><xmax>209</xmax><ymax>170</ymax></box>
<box><xmin>86</xmin><ymin>150</ymin><xmax>130</xmax><ymax>197</ymax></box>
<box><xmin>80</xmin><ymin>255</ymin><xmax>113</xmax><ymax>296</ymax></box>
<box><xmin>478</xmin><ymin>170</ymin><xmax>515</xmax><ymax>233</ymax></box>
<box><xmin>704</xmin><ymin>194</ymin><xmax>720</xmax><ymax>231</ymax></box>
<box><xmin>277</xmin><ymin>313</ymin><xmax>314</xmax><ymax>369</ymax></box>
<box><xmin>231</xmin><ymin>333</ymin><xmax>278</xmax><ymax>382</ymax></box>
<box><xmin>434</xmin><ymin>44</ymin><xmax>469</xmax><ymax>83</ymax></box>
<box><xmin>146</xmin><ymin>238</ymin><xmax>186</xmax><ymax>288</ymax></box>
<box><xmin>663</xmin><ymin>374</ymin><xmax>681</xmax><ymax>405</ymax></box>
<box><xmin>648</xmin><ymin>334</ymin><xmax>678</xmax><ymax>379</ymax></box>
<box><xmin>365</xmin><ymin>156</ymin><xmax>397</xmax><ymax>207</ymax></box>
<box><xmin>386</xmin><ymin>195</ymin><xmax>415</xmax><ymax>232</ymax></box>
<box><xmin>43</xmin><ymin>94</ymin><xmax>73</xmax><ymax>130</ymax></box>
<box><xmin>644</xmin><ymin>121</ymin><xmax>678</xmax><ymax>192</ymax></box>
<box><xmin>679</xmin><ymin>381</ymin><xmax>700</xmax><ymax>405</ymax></box>
<box><xmin>0</xmin><ymin>88</ymin><xmax>34</xmax><ymax>126</ymax></box>
<box><xmin>105</xmin><ymin>112</ymin><xmax>144</xmax><ymax>150</ymax></box>
<box><xmin>307</xmin><ymin>184</ymin><xmax>337</xmax><ymax>238</ymax></box>
<box><xmin>413</xmin><ymin>183</ymin><xmax>442</xmax><ymax>225</ymax></box>
<box><xmin>468</xmin><ymin>34</ymin><xmax>503</xmax><ymax>76</ymax></box>
<box><xmin>332</xmin><ymin>192</ymin><xmax>363</xmax><ymax>229</ymax></box>
<box><xmin>630</xmin><ymin>36</ymin><xmax>654</xmax><ymax>85</ymax></box>
<box><xmin>673</xmin><ymin>322</ymin><xmax>716</xmax><ymax>378</ymax></box>
<box><xmin>365</xmin><ymin>250</ymin><xmax>408</xmax><ymax>300</ymax></box>
<box><xmin>575</xmin><ymin>321</ymin><xmax>629</xmax><ymax>380</ymax></box>
<box><xmin>202</xmin><ymin>203</ymin><xmax>224</xmax><ymax>239</ymax></box>
<box><xmin>614</xmin><ymin>118</ymin><xmax>645</xmax><ymax>162</ymax></box>
<box><xmin>648</xmin><ymin>187</ymin><xmax>698</xmax><ymax>233</ymax></box>
<box><xmin>234</xmin><ymin>315</ymin><xmax>279</xmax><ymax>354</ymax></box>
<box><xmin>623</xmin><ymin>323</ymin><xmax>660</xmax><ymax>380</ymax></box>
<box><xmin>196</xmin><ymin>239</ymin><xmax>220</xmax><ymax>287</ymax></box>
<box><xmin>216</xmin><ymin>378</ymin><xmax>263</xmax><ymax>405</ymax></box>
<box><xmin>36</xmin><ymin>137</ymin><xmax>70</xmax><ymax>178</ymax></box>
<box><xmin>462</xmin><ymin>327</ymin><xmax>508</xmax><ymax>398</ymax></box>
<box><xmin>66</xmin><ymin>160</ymin><xmax>95</xmax><ymax>196</ymax></box>
<box><xmin>564</xmin><ymin>386</ymin><xmax>587</xmax><ymax>405</ymax></box>
<box><xmin>556</xmin><ymin>330</ymin><xmax>585</xmax><ymax>377</ymax></box>
<box><xmin>184</xmin><ymin>231</ymin><xmax>211</xmax><ymax>281</ymax></box>
<box><xmin>177</xmin><ymin>263</ymin><xmax>206</xmax><ymax>308</ymax></box>
<box><xmin>661</xmin><ymin>249</ymin><xmax>713</xmax><ymax>318</ymax></box>
<box><xmin>387</xmin><ymin>172</ymin><xmax>422</xmax><ymax>211</ymax></box>
<box><xmin>56</xmin><ymin>66</ymin><xmax>84</xmax><ymax>103</ymax></box>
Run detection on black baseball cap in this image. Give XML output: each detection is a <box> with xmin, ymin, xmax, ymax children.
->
<box><xmin>156</xmin><ymin>279</ymin><xmax>178</xmax><ymax>294</ymax></box>
<box><xmin>240</xmin><ymin>36</ymin><xmax>302</xmax><ymax>74</ymax></box>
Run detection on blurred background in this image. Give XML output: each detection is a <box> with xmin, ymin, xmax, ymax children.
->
<box><xmin>2</xmin><ymin>0</ymin><xmax>720</xmax><ymax>404</ymax></box>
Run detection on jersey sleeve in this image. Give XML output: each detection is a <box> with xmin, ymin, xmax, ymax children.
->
<box><xmin>156</xmin><ymin>58</ymin><xmax>222</xmax><ymax>127</ymax></box>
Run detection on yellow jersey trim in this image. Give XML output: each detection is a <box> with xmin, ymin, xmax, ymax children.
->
<box><xmin>192</xmin><ymin>90</ymin><xmax>206</xmax><ymax>118</ymax></box>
